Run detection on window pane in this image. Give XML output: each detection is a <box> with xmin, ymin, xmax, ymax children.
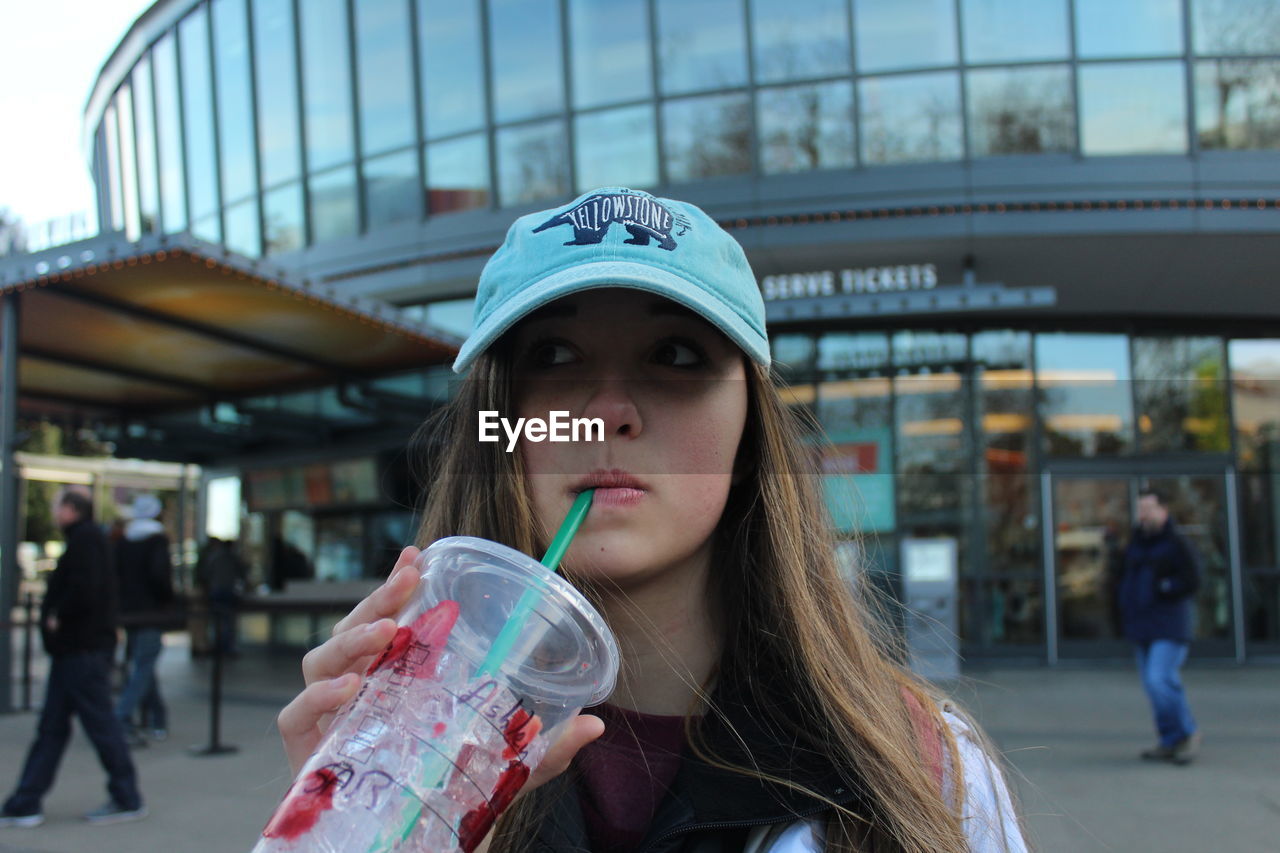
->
<box><xmin>263</xmin><ymin>182</ymin><xmax>304</xmax><ymax>254</ymax></box>
<box><xmin>213</xmin><ymin>0</ymin><xmax>257</xmax><ymax>203</ymax></box>
<box><xmin>132</xmin><ymin>57</ymin><xmax>160</xmax><ymax>234</ymax></box>
<box><xmin>663</xmin><ymin>93</ymin><xmax>752</xmax><ymax>182</ymax></box>
<box><xmin>817</xmin><ymin>331</ymin><xmax>890</xmax><ymax>372</ymax></box>
<box><xmin>224</xmin><ymin>197</ymin><xmax>260</xmax><ymax>257</ymax></box>
<box><xmin>854</xmin><ymin>0</ymin><xmax>956</xmax><ymax>73</ymax></box>
<box><xmin>490</xmin><ymin>0</ymin><xmax>564</xmax><ymax>123</ymax></box>
<box><xmin>967</xmin><ymin>65</ymin><xmax>1074</xmax><ymax>156</ymax></box>
<box><xmin>497</xmin><ymin>120</ymin><xmax>570</xmax><ymax>206</ymax></box>
<box><xmin>1132</xmin><ymin>337</ymin><xmax>1229</xmax><ymax>452</ymax></box>
<box><xmin>1035</xmin><ymin>333</ymin><xmax>1134</xmax><ymax>457</ymax></box>
<box><xmin>894</xmin><ymin>332</ymin><xmax>969</xmax><ymax>517</ymax></box>
<box><xmin>752</xmin><ymin>0</ymin><xmax>849</xmax><ymax>83</ymax></box>
<box><xmin>356</xmin><ymin>0</ymin><xmax>415</xmax><ymax>156</ymax></box>
<box><xmin>300</xmin><ymin>0</ymin><xmax>355</xmax><ymax>171</ymax></box>
<box><xmin>253</xmin><ymin>0</ymin><xmax>302</xmax><ymax>186</ymax></box>
<box><xmin>424</xmin><ymin>297</ymin><xmax>476</xmax><ymax>337</ymax></box>
<box><xmin>1076</xmin><ymin>0</ymin><xmax>1183</xmax><ymax>58</ymax></box>
<box><xmin>309</xmin><ymin>166</ymin><xmax>359</xmax><ymax>241</ymax></box>
<box><xmin>758</xmin><ymin>81</ymin><xmax>855</xmax><ymax>174</ymax></box>
<box><xmin>570</xmin><ymin>0</ymin><xmax>651</xmax><ymax>109</ymax></box>
<box><xmin>426</xmin><ymin>133</ymin><xmax>490</xmax><ymax>213</ymax></box>
<box><xmin>1230</xmin><ymin>340</ymin><xmax>1280</xmax><ymax>470</ymax></box>
<box><xmin>656</xmin><ymin>0</ymin><xmax>748</xmax><ymax>95</ymax></box>
<box><xmin>574</xmin><ymin>105</ymin><xmax>658</xmax><ymax>191</ymax></box>
<box><xmin>960</xmin><ymin>0</ymin><xmax>1069</xmax><ymax>63</ymax></box>
<box><xmin>180</xmin><ymin>7</ymin><xmax>220</xmax><ymax>241</ymax></box>
<box><xmin>116</xmin><ymin>89</ymin><xmax>142</xmax><ymax>241</ymax></box>
<box><xmin>1079</xmin><ymin>62</ymin><xmax>1188</xmax><ymax>155</ymax></box>
<box><xmin>364</xmin><ymin>149</ymin><xmax>421</xmax><ymax>227</ymax></box>
<box><xmin>418</xmin><ymin>0</ymin><xmax>486</xmax><ymax>138</ymax></box>
<box><xmin>1196</xmin><ymin>60</ymin><xmax>1280</xmax><ymax>150</ymax></box>
<box><xmin>859</xmin><ymin>72</ymin><xmax>962</xmax><ymax>164</ymax></box>
<box><xmin>103</xmin><ymin>104</ymin><xmax>124</xmax><ymax>233</ymax></box>
<box><xmin>1192</xmin><ymin>0</ymin><xmax>1280</xmax><ymax>55</ymax></box>
<box><xmin>153</xmin><ymin>34</ymin><xmax>187</xmax><ymax>233</ymax></box>
<box><xmin>817</xmin><ymin>374</ymin><xmax>895</xmax><ymax>534</ymax></box>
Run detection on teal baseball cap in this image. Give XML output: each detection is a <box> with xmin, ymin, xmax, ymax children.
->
<box><xmin>453</xmin><ymin>187</ymin><xmax>769</xmax><ymax>373</ymax></box>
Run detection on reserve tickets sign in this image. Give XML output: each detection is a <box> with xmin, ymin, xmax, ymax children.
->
<box><xmin>761</xmin><ymin>264</ymin><xmax>938</xmax><ymax>301</ymax></box>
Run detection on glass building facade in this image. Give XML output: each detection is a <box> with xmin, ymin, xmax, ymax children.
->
<box><xmin>83</xmin><ymin>0</ymin><xmax>1280</xmax><ymax>661</ymax></box>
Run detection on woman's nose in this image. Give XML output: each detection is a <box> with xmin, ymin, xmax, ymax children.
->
<box><xmin>579</xmin><ymin>379</ymin><xmax>643</xmax><ymax>439</ymax></box>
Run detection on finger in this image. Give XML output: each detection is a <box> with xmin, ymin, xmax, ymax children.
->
<box><xmin>527</xmin><ymin>714</ymin><xmax>605</xmax><ymax>792</ymax></box>
<box><xmin>277</xmin><ymin>673</ymin><xmax>362</xmax><ymax>776</ymax></box>
<box><xmin>330</xmin><ymin>547</ymin><xmax>422</xmax><ymax>637</ymax></box>
<box><xmin>301</xmin><ymin>618</ymin><xmax>399</xmax><ymax>686</ymax></box>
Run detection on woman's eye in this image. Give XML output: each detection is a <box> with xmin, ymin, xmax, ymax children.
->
<box><xmin>652</xmin><ymin>340</ymin><xmax>704</xmax><ymax>368</ymax></box>
<box><xmin>529</xmin><ymin>341</ymin><xmax>576</xmax><ymax>368</ymax></box>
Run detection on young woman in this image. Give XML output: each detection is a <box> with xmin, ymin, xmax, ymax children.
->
<box><xmin>277</xmin><ymin>188</ymin><xmax>1028</xmax><ymax>853</ymax></box>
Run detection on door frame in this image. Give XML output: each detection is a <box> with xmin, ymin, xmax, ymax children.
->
<box><xmin>1041</xmin><ymin>456</ymin><xmax>1244</xmax><ymax>664</ymax></box>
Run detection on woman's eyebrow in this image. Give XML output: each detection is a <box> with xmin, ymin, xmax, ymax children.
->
<box><xmin>523</xmin><ymin>303</ymin><xmax>577</xmax><ymax>323</ymax></box>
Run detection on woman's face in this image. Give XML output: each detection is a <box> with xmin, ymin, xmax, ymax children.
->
<box><xmin>510</xmin><ymin>288</ymin><xmax>749</xmax><ymax>592</ymax></box>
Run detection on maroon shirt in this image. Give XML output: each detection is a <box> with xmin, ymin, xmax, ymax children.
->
<box><xmin>576</xmin><ymin>704</ymin><xmax>689</xmax><ymax>853</ymax></box>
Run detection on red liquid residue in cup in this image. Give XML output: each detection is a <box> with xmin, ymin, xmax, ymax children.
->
<box><xmin>456</xmin><ymin>760</ymin><xmax>531</xmax><ymax>853</ymax></box>
<box><xmin>262</xmin><ymin>766</ymin><xmax>343</xmax><ymax>841</ymax></box>
<box><xmin>502</xmin><ymin>708</ymin><xmax>543</xmax><ymax>760</ymax></box>
<box><xmin>365</xmin><ymin>599</ymin><xmax>460</xmax><ymax>677</ymax></box>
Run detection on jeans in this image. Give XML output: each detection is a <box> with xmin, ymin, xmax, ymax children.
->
<box><xmin>117</xmin><ymin>628</ymin><xmax>167</xmax><ymax>731</ymax></box>
<box><xmin>4</xmin><ymin>650</ymin><xmax>142</xmax><ymax>814</ymax></box>
<box><xmin>1135</xmin><ymin>639</ymin><xmax>1198</xmax><ymax>749</ymax></box>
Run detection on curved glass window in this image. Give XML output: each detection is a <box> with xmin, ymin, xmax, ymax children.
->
<box><xmin>153</xmin><ymin>33</ymin><xmax>187</xmax><ymax>233</ymax></box>
<box><xmin>1133</xmin><ymin>336</ymin><xmax>1230</xmax><ymax>452</ymax></box>
<box><xmin>859</xmin><ymin>72</ymin><xmax>962</xmax><ymax>165</ymax></box>
<box><xmin>418</xmin><ymin>0</ymin><xmax>486</xmax><ymax>139</ymax></box>
<box><xmin>253</xmin><ymin>0</ymin><xmax>302</xmax><ymax>186</ymax></box>
<box><xmin>960</xmin><ymin>0</ymin><xmax>1069</xmax><ymax>64</ymax></box>
<box><xmin>1196</xmin><ymin>60</ymin><xmax>1280</xmax><ymax>150</ymax></box>
<box><xmin>497</xmin><ymin>120</ymin><xmax>570</xmax><ymax>205</ymax></box>
<box><xmin>225</xmin><ymin>198</ymin><xmax>260</xmax><ymax>257</ymax></box>
<box><xmin>574</xmin><ymin>105</ymin><xmax>658</xmax><ymax>191</ymax></box>
<box><xmin>263</xmin><ymin>182</ymin><xmax>304</xmax><ymax>254</ymax></box>
<box><xmin>656</xmin><ymin>0</ymin><xmax>748</xmax><ymax>95</ymax></box>
<box><xmin>758</xmin><ymin>81</ymin><xmax>855</xmax><ymax>174</ymax></box>
<box><xmin>854</xmin><ymin>0</ymin><xmax>956</xmax><ymax>73</ymax></box>
<box><xmin>967</xmin><ymin>65</ymin><xmax>1074</xmax><ymax>157</ymax></box>
<box><xmin>364</xmin><ymin>148</ymin><xmax>421</xmax><ymax>227</ymax></box>
<box><xmin>300</xmin><ymin>0</ymin><xmax>355</xmax><ymax>172</ymax></box>
<box><xmin>663</xmin><ymin>92</ymin><xmax>752</xmax><ymax>182</ymax></box>
<box><xmin>569</xmin><ymin>0</ymin><xmax>652</xmax><ymax>109</ymax></box>
<box><xmin>131</xmin><ymin>57</ymin><xmax>160</xmax><ymax>234</ymax></box>
<box><xmin>1035</xmin><ymin>333</ymin><xmax>1134</xmax><ymax>457</ymax></box>
<box><xmin>103</xmin><ymin>103</ymin><xmax>124</xmax><ymax>233</ymax></box>
<box><xmin>356</xmin><ymin>0</ymin><xmax>416</xmax><ymax>156</ymax></box>
<box><xmin>1080</xmin><ymin>61</ymin><xmax>1188</xmax><ymax>155</ymax></box>
<box><xmin>309</xmin><ymin>166</ymin><xmax>358</xmax><ymax>241</ymax></box>
<box><xmin>426</xmin><ymin>133</ymin><xmax>490</xmax><ymax>213</ymax></box>
<box><xmin>1076</xmin><ymin>0</ymin><xmax>1183</xmax><ymax>58</ymax></box>
<box><xmin>115</xmin><ymin>89</ymin><xmax>141</xmax><ymax>241</ymax></box>
<box><xmin>180</xmin><ymin>7</ymin><xmax>220</xmax><ymax>242</ymax></box>
<box><xmin>751</xmin><ymin>0</ymin><xmax>850</xmax><ymax>83</ymax></box>
<box><xmin>213</xmin><ymin>0</ymin><xmax>258</xmax><ymax>219</ymax></box>
<box><xmin>490</xmin><ymin>0</ymin><xmax>564</xmax><ymax>123</ymax></box>
<box><xmin>1192</xmin><ymin>0</ymin><xmax>1280</xmax><ymax>55</ymax></box>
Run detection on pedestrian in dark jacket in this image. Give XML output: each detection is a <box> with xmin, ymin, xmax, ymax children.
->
<box><xmin>114</xmin><ymin>493</ymin><xmax>175</xmax><ymax>745</ymax></box>
<box><xmin>1118</xmin><ymin>488</ymin><xmax>1202</xmax><ymax>765</ymax></box>
<box><xmin>0</xmin><ymin>492</ymin><xmax>147</xmax><ymax>828</ymax></box>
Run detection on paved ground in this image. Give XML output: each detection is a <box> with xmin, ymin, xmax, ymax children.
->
<box><xmin>0</xmin><ymin>636</ymin><xmax>1276</xmax><ymax>852</ymax></box>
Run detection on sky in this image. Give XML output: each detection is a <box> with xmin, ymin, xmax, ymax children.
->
<box><xmin>0</xmin><ymin>0</ymin><xmax>155</xmax><ymax>231</ymax></box>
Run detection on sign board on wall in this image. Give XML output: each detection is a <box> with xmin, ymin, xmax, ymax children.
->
<box><xmin>762</xmin><ymin>264</ymin><xmax>938</xmax><ymax>301</ymax></box>
<box><xmin>820</xmin><ymin>427</ymin><xmax>895</xmax><ymax>534</ymax></box>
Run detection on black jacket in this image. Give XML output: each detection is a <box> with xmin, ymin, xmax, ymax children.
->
<box><xmin>41</xmin><ymin>518</ymin><xmax>118</xmax><ymax>656</ymax></box>
<box><xmin>115</xmin><ymin>520</ymin><xmax>176</xmax><ymax>628</ymax></box>
<box><xmin>1117</xmin><ymin>519</ymin><xmax>1201</xmax><ymax>644</ymax></box>
<box><xmin>527</xmin><ymin>680</ymin><xmax>868</xmax><ymax>853</ymax></box>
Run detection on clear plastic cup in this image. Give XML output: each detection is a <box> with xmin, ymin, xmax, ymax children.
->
<box><xmin>253</xmin><ymin>536</ymin><xmax>620</xmax><ymax>853</ymax></box>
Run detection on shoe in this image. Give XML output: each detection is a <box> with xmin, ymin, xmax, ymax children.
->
<box><xmin>83</xmin><ymin>802</ymin><xmax>148</xmax><ymax>825</ymax></box>
<box><xmin>0</xmin><ymin>810</ymin><xmax>44</xmax><ymax>828</ymax></box>
<box><xmin>1172</xmin><ymin>732</ymin><xmax>1202</xmax><ymax>765</ymax></box>
<box><xmin>1140</xmin><ymin>743</ymin><xmax>1176</xmax><ymax>761</ymax></box>
<box><xmin>149</xmin><ymin>728</ymin><xmax>168</xmax><ymax>743</ymax></box>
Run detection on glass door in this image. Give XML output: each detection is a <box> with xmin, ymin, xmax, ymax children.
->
<box><xmin>1045</xmin><ymin>465</ymin><xmax>1239</xmax><ymax>660</ymax></box>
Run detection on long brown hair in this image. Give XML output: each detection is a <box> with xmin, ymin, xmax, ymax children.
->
<box><xmin>412</xmin><ymin>351</ymin><xmax>990</xmax><ymax>853</ymax></box>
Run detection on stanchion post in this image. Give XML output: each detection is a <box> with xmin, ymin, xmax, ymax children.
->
<box><xmin>190</xmin><ymin>598</ymin><xmax>238</xmax><ymax>757</ymax></box>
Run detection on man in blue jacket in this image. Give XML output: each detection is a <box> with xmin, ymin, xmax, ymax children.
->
<box><xmin>1118</xmin><ymin>488</ymin><xmax>1202</xmax><ymax>765</ymax></box>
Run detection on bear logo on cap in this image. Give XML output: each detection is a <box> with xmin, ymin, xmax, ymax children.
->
<box><xmin>532</xmin><ymin>191</ymin><xmax>688</xmax><ymax>251</ymax></box>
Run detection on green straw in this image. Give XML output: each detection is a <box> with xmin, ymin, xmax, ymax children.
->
<box><xmin>475</xmin><ymin>488</ymin><xmax>595</xmax><ymax>677</ymax></box>
<box><xmin>381</xmin><ymin>489</ymin><xmax>595</xmax><ymax>848</ymax></box>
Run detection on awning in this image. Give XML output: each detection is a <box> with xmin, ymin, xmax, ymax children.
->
<box><xmin>0</xmin><ymin>232</ymin><xmax>460</xmax><ymax>422</ymax></box>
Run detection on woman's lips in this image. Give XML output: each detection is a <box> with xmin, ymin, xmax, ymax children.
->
<box><xmin>588</xmin><ymin>486</ymin><xmax>646</xmax><ymax>508</ymax></box>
